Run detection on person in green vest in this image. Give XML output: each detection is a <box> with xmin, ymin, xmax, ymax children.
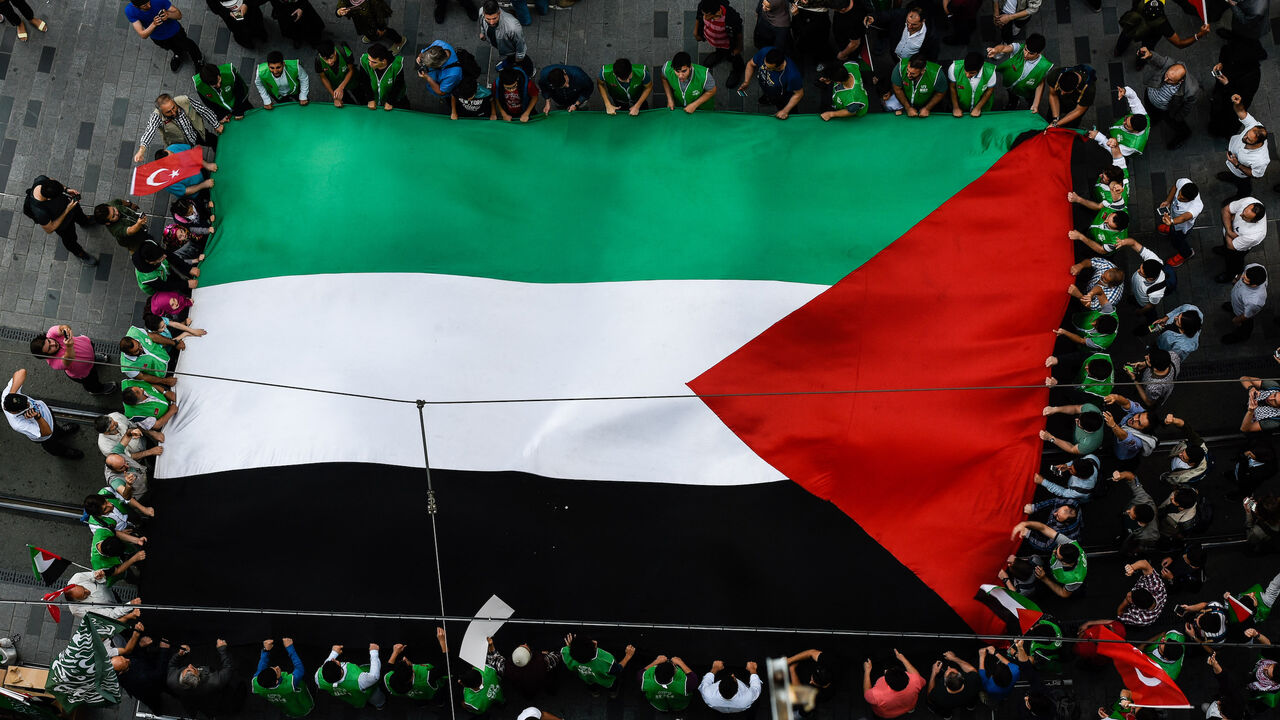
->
<box><xmin>253</xmin><ymin>637</ymin><xmax>315</xmax><ymax>717</ymax></box>
<box><xmin>660</xmin><ymin>51</ymin><xmax>716</xmax><ymax>113</ymax></box>
<box><xmin>119</xmin><ymin>327</ymin><xmax>174</xmax><ymax>388</ymax></box>
<box><xmin>1013</xmin><ymin>522</ymin><xmax>1086</xmax><ymax>598</ymax></box>
<box><xmin>948</xmin><ymin>51</ymin><xmax>996</xmax><ymax>117</ymax></box>
<box><xmin>1022</xmin><ymin>617</ymin><xmax>1065</xmax><ymax>671</ymax></box>
<box><xmin>459</xmin><ymin>636</ymin><xmax>505</xmax><ymax>714</ymax></box>
<box><xmin>598</xmin><ymin>58</ymin><xmax>653</xmax><ymax>116</ymax></box>
<box><xmin>133</xmin><ymin>241</ymin><xmax>198</xmax><ymax>296</ymax></box>
<box><xmin>987</xmin><ymin>34</ymin><xmax>1052</xmax><ymax>112</ymax></box>
<box><xmin>640</xmin><ymin>655</ymin><xmax>695</xmax><ymax>712</ymax></box>
<box><xmin>316</xmin><ymin>643</ymin><xmax>386</xmax><ymax>709</ymax></box>
<box><xmin>1100</xmin><ymin>85</ymin><xmax>1149</xmax><ymax>157</ymax></box>
<box><xmin>121</xmin><ymin>379</ymin><xmax>178</xmax><ymax>433</ymax></box>
<box><xmin>890</xmin><ymin>54</ymin><xmax>946</xmax><ymax>117</ymax></box>
<box><xmin>255</xmin><ymin>50</ymin><xmax>311</xmax><ymax>110</ymax></box>
<box><xmin>1056</xmin><ymin>310</ymin><xmax>1119</xmax><ymax>352</ymax></box>
<box><xmin>83</xmin><ymin>487</ymin><xmax>151</xmax><ymax>541</ymax></box>
<box><xmin>817</xmin><ymin>60</ymin><xmax>868</xmax><ymax>121</ymax></box>
<box><xmin>1069</xmin><ymin>208</ymin><xmax>1130</xmax><ymax>255</ymax></box>
<box><xmin>314</xmin><ymin>40</ymin><xmax>357</xmax><ymax>107</ymax></box>
<box><xmin>385</xmin><ymin>628</ymin><xmax>449</xmax><ymax>701</ymax></box>
<box><xmin>1074</xmin><ymin>353</ymin><xmax>1114</xmax><ymax>399</ymax></box>
<box><xmin>358</xmin><ymin>43</ymin><xmax>408</xmax><ymax>111</ymax></box>
<box><xmin>1140</xmin><ymin>629</ymin><xmax>1186</xmax><ymax>679</ymax></box>
<box><xmin>193</xmin><ymin>63</ymin><xmax>254</xmax><ymax>121</ymax></box>
<box><xmin>561</xmin><ymin>632</ymin><xmax>635</xmax><ymax>697</ymax></box>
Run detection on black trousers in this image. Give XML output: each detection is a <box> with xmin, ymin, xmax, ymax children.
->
<box><xmin>1148</xmin><ymin>103</ymin><xmax>1191</xmax><ymax>143</ymax></box>
<box><xmin>0</xmin><ymin>0</ymin><xmax>36</xmax><ymax>25</ymax></box>
<box><xmin>151</xmin><ymin>26</ymin><xmax>204</xmax><ymax>65</ymax></box>
<box><xmin>38</xmin><ymin>424</ymin><xmax>79</xmax><ymax>458</ymax></box>
<box><xmin>1225</xmin><ymin>315</ymin><xmax>1255</xmax><ymax>342</ymax></box>
<box><xmin>54</xmin><ymin>203</ymin><xmax>95</xmax><ymax>258</ymax></box>
<box><xmin>1222</xmin><ymin>244</ymin><xmax>1249</xmax><ymax>275</ymax></box>
<box><xmin>704</xmin><ymin>47</ymin><xmax>747</xmax><ymax>86</ymax></box>
<box><xmin>68</xmin><ymin>363</ymin><xmax>110</xmax><ymax>394</ymax></box>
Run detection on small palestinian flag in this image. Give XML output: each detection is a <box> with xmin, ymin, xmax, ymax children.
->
<box><xmin>1225</xmin><ymin>592</ymin><xmax>1256</xmax><ymax>623</ymax></box>
<box><xmin>978</xmin><ymin>584</ymin><xmax>1044</xmax><ymax>634</ymax></box>
<box><xmin>28</xmin><ymin>546</ymin><xmax>71</xmax><ymax>586</ymax></box>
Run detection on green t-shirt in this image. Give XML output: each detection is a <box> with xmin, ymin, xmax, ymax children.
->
<box><xmin>1073</xmin><ymin>403</ymin><xmax>1105</xmax><ymax>454</ymax></box>
<box><xmin>105</xmin><ymin>200</ymin><xmax>145</xmax><ymax>253</ymax></box>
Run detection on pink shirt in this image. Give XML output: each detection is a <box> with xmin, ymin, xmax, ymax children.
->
<box><xmin>864</xmin><ymin>673</ymin><xmax>925</xmax><ymax>718</ymax></box>
<box><xmin>44</xmin><ymin>326</ymin><xmax>94</xmax><ymax>379</ymax></box>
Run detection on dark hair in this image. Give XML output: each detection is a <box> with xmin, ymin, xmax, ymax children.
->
<box><xmin>1093</xmin><ymin>314</ymin><xmax>1118</xmax><ymax>334</ymax></box>
<box><xmin>256</xmin><ymin>668</ymin><xmax>280</xmax><ymax>689</ymax></box>
<box><xmin>482</xmin><ymin>0</ymin><xmax>500</xmax><ymax>13</ymax></box>
<box><xmin>1184</xmin><ymin>443</ymin><xmax>1205</xmax><ymax>466</ymax></box>
<box><xmin>99</xmin><ymin>536</ymin><xmax>127</xmax><ymax>558</ymax></box>
<box><xmin>1055</xmin><ymin>70</ymin><xmax>1080</xmax><ymax>93</ymax></box>
<box><xmin>461</xmin><ymin>667</ymin><xmax>483</xmax><ymax>689</ymax></box>
<box><xmin>387</xmin><ymin>668</ymin><xmax>413</xmax><ymax>694</ymax></box>
<box><xmin>93</xmin><ymin>415</ymin><xmax>114</xmax><ymax>434</ymax></box>
<box><xmin>1025</xmin><ymin>33</ymin><xmax>1046</xmax><ymax>53</ymax></box>
<box><xmin>83</xmin><ymin>495</ymin><xmax>108</xmax><ymax>517</ymax></box>
<box><xmin>764</xmin><ymin>48</ymin><xmax>785</xmax><ymax>66</ymax></box>
<box><xmin>118</xmin><ymin>336</ymin><xmax>136</xmax><ymax>354</ymax></box>
<box><xmin>671</xmin><ymin>51</ymin><xmax>692</xmax><ymax>69</ymax></box>
<box><xmin>1185</xmin><ymin>543</ymin><xmax>1206</xmax><ymax>567</ymax></box>
<box><xmin>718</xmin><ymin>676</ymin><xmax>738</xmax><ymax>700</ymax></box>
<box><xmin>908</xmin><ymin>55</ymin><xmax>928</xmax><ymax>70</ymax></box>
<box><xmin>454</xmin><ymin>77</ymin><xmax>479</xmax><ymax>100</ymax></box>
<box><xmin>1131</xmin><ymin>588</ymin><xmax>1155</xmax><ymax>610</ymax></box>
<box><xmin>963</xmin><ymin>51</ymin><xmax>983</xmax><ymax>73</ymax></box>
<box><xmin>1179</xmin><ymin>182</ymin><xmax>1199</xmax><ymax>201</ymax></box>
<box><xmin>1027</xmin><ymin>692</ymin><xmax>1056</xmax><ymax>718</ymax></box>
<box><xmin>93</xmin><ymin>204</ymin><xmax>113</xmax><ymax>223</ymax></box>
<box><xmin>613</xmin><ymin>58</ymin><xmax>633</xmax><ymax>78</ymax></box>
<box><xmin>3</xmin><ymin>394</ymin><xmax>29</xmax><ymax>414</ymax></box>
<box><xmin>1111</xmin><ymin>210</ymin><xmax>1130</xmax><ymax>229</ymax></box>
<box><xmin>1057</xmin><ymin>543</ymin><xmax>1081</xmax><ymax>565</ymax></box>
<box><xmin>569</xmin><ymin>635</ymin><xmax>596</xmax><ymax>663</ymax></box>
<box><xmin>1179</xmin><ymin>311</ymin><xmax>1202</xmax><ymax>335</ymax></box>
<box><xmin>1249</xmin><ymin>202</ymin><xmax>1266</xmax><ymax>220</ymax></box>
<box><xmin>321</xmin><ymin>661</ymin><xmax>344</xmax><ymax>684</ymax></box>
<box><xmin>821</xmin><ymin>62</ymin><xmax>850</xmax><ymax>83</ymax></box>
<box><xmin>153</xmin><ymin>149</ymin><xmax>169</xmax><ymax>161</ymax></box>
<box><xmin>1027</xmin><ymin>622</ymin><xmax>1058</xmax><ymax>639</ymax></box>
<box><xmin>143</xmin><ymin>312</ymin><xmax>165</xmax><ymax>332</ymax></box>
<box><xmin>1160</xmin><ymin>641</ymin><xmax>1183</xmax><ymax>661</ymax></box>
<box><xmin>944</xmin><ymin>671</ymin><xmax>964</xmax><ymax>692</ymax></box>
<box><xmin>129</xmin><ymin>0</ymin><xmax>149</xmax><ymax>6</ymax></box>
<box><xmin>138</xmin><ymin>242</ymin><xmax>165</xmax><ymax>264</ymax></box>
<box><xmin>368</xmin><ymin>43</ymin><xmax>392</xmax><ymax>62</ymax></box>
<box><xmin>38</xmin><ymin>178</ymin><xmax>64</xmax><ymax>198</ymax></box>
<box><xmin>546</xmin><ymin>67</ymin><xmax>566</xmax><ymax>87</ymax></box>
<box><xmin>1172</xmin><ymin>488</ymin><xmax>1197</xmax><ymax>508</ymax></box>
<box><xmin>1147</xmin><ymin>348</ymin><xmax>1171</xmax><ymax>372</ymax></box>
<box><xmin>1141</xmin><ymin>258</ymin><xmax>1162</xmax><ymax>279</ymax></box>
<box><xmin>1246</xmin><ymin>265</ymin><xmax>1268</xmax><ymax>286</ymax></box>
<box><xmin>991</xmin><ymin>662</ymin><xmax>1013</xmax><ymax>687</ymax></box>
<box><xmin>29</xmin><ymin>337</ymin><xmax>51</xmax><ymax>357</ymax></box>
<box><xmin>1078</xmin><ymin>412</ymin><xmax>1103</xmax><ymax>432</ymax></box>
<box><xmin>1085</xmin><ymin>357</ymin><xmax>1111</xmax><ymax>380</ymax></box>
<box><xmin>317</xmin><ymin>40</ymin><xmax>336</xmax><ymax>56</ymax></box>
<box><xmin>1009</xmin><ymin>557</ymin><xmax>1035</xmax><ymax>581</ymax></box>
<box><xmin>198</xmin><ymin>65</ymin><xmax>221</xmax><ymax>84</ymax></box>
<box><xmin>1102</xmin><ymin>165</ymin><xmax>1125</xmax><ymax>185</ymax></box>
<box><xmin>885</xmin><ymin>666</ymin><xmax>910</xmax><ymax>691</ymax></box>
<box><xmin>653</xmin><ymin>660</ymin><xmax>675</xmax><ymax>684</ymax></box>
<box><xmin>1129</xmin><ymin>114</ymin><xmax>1148</xmax><ymax>132</ymax></box>
<box><xmin>499</xmin><ymin>68</ymin><xmax>520</xmax><ymax>87</ymax></box>
<box><xmin>265</xmin><ymin>51</ymin><xmax>284</xmax><ymax>66</ymax></box>
<box><xmin>698</xmin><ymin>0</ymin><xmax>721</xmax><ymax>12</ymax></box>
<box><xmin>1134</xmin><ymin>504</ymin><xmax>1156</xmax><ymax>524</ymax></box>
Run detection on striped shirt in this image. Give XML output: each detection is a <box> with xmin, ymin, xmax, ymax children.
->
<box><xmin>1146</xmin><ymin>80</ymin><xmax>1181</xmax><ymax>110</ymax></box>
<box><xmin>138</xmin><ymin>98</ymin><xmax>221</xmax><ymax>149</ymax></box>
<box><xmin>702</xmin><ymin>8</ymin><xmax>730</xmax><ymax>49</ymax></box>
<box><xmin>1088</xmin><ymin>258</ymin><xmax>1123</xmax><ymax>309</ymax></box>
<box><xmin>1118</xmin><ymin>571</ymin><xmax>1166</xmax><ymax>627</ymax></box>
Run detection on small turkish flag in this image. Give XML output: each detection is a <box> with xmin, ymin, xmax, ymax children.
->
<box><xmin>1094</xmin><ymin>626</ymin><xmax>1192</xmax><ymax>708</ymax></box>
<box><xmin>129</xmin><ymin>147</ymin><xmax>205</xmax><ymax>196</ymax></box>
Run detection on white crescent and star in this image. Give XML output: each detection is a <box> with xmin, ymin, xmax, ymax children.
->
<box><xmin>1133</xmin><ymin>668</ymin><xmax>1163</xmax><ymax>687</ymax></box>
<box><xmin>145</xmin><ymin>168</ymin><xmax>184</xmax><ymax>186</ymax></box>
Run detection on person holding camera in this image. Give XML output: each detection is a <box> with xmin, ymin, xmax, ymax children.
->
<box><xmin>23</xmin><ymin>175</ymin><xmax>99</xmax><ymax>266</ymax></box>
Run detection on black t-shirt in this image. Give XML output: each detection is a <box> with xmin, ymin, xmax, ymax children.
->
<box><xmin>927</xmin><ymin>665</ymin><xmax>979</xmax><ymax>710</ymax></box>
<box><xmin>832</xmin><ymin>9</ymin><xmax>867</xmax><ymax>49</ymax></box>
<box><xmin>454</xmin><ymin>94</ymin><xmax>493</xmax><ymax>118</ymax></box>
<box><xmin>24</xmin><ymin>176</ymin><xmax>69</xmax><ymax>226</ymax></box>
<box><xmin>1046</xmin><ymin>67</ymin><xmax>1096</xmax><ymax>109</ymax></box>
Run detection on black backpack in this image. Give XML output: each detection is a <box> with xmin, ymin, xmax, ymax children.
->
<box><xmin>445</xmin><ymin>47</ymin><xmax>483</xmax><ymax>83</ymax></box>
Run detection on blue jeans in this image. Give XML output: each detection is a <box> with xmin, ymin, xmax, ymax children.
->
<box><xmin>507</xmin><ymin>0</ymin><xmax>548</xmax><ymax>24</ymax></box>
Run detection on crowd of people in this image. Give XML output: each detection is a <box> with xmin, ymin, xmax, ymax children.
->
<box><xmin>4</xmin><ymin>0</ymin><xmax>1280</xmax><ymax>715</ymax></box>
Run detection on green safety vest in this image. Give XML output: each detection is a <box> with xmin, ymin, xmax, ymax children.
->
<box><xmin>1049</xmin><ymin>542</ymin><xmax>1087</xmax><ymax>588</ymax></box>
<box><xmin>87</xmin><ymin>488</ymin><xmax>128</xmax><ymax>534</ymax></box>
<box><xmin>829</xmin><ymin>61</ymin><xmax>869</xmax><ymax>117</ymax></box>
<box><xmin>641</xmin><ymin>666</ymin><xmax>691</xmax><ymax>712</ymax></box>
<box><xmin>561</xmin><ymin>646</ymin><xmax>617</xmax><ymax>688</ymax></box>
<box><xmin>252</xmin><ymin>672</ymin><xmax>316</xmax><ymax>717</ymax></box>
<box><xmin>1241</xmin><ymin>583</ymin><xmax>1274</xmax><ymax>621</ymax></box>
<box><xmin>1089</xmin><ymin>210</ymin><xmax>1126</xmax><ymax>250</ymax></box>
<box><xmin>951</xmin><ymin>61</ymin><xmax>995</xmax><ymax>111</ymax></box>
<box><xmin>89</xmin><ymin>527</ymin><xmax>124</xmax><ymax>581</ymax></box>
<box><xmin>258</xmin><ymin>59</ymin><xmax>301</xmax><ymax>100</ymax></box>
<box><xmin>661</xmin><ymin>61</ymin><xmax>714</xmax><ymax>110</ymax></box>
<box><xmin>1093</xmin><ymin>166</ymin><xmax>1131</xmax><ymax>211</ymax></box>
<box><xmin>315</xmin><ymin>662</ymin><xmax>372</xmax><ymax>708</ymax></box>
<box><xmin>601</xmin><ymin>63</ymin><xmax>648</xmax><ymax>105</ymax></box>
<box><xmin>995</xmin><ymin>48</ymin><xmax>1052</xmax><ymax>98</ymax></box>
<box><xmin>122</xmin><ymin>326</ymin><xmax>170</xmax><ymax>378</ymax></box>
<box><xmin>192</xmin><ymin>63</ymin><xmax>239</xmax><ymax>112</ymax></box>
<box><xmin>1145</xmin><ymin>630</ymin><xmax>1186</xmax><ymax>680</ymax></box>
<box><xmin>121</xmin><ymin>379</ymin><xmax>169</xmax><ymax>420</ymax></box>
<box><xmin>135</xmin><ymin>258</ymin><xmax>171</xmax><ymax>295</ymax></box>
<box><xmin>1071</xmin><ymin>310</ymin><xmax>1118</xmax><ymax>349</ymax></box>
<box><xmin>1110</xmin><ymin>115</ymin><xmax>1150</xmax><ymax>155</ymax></box>
<box><xmin>317</xmin><ymin>43</ymin><xmax>355</xmax><ymax>87</ymax></box>
<box><xmin>384</xmin><ymin>664</ymin><xmax>442</xmax><ymax>700</ymax></box>
<box><xmin>360</xmin><ymin>54</ymin><xmax>403</xmax><ymax>104</ymax></box>
<box><xmin>1028</xmin><ymin>618</ymin><xmax>1064</xmax><ymax>672</ymax></box>
<box><xmin>461</xmin><ymin>665</ymin><xmax>503</xmax><ymax>714</ymax></box>
<box><xmin>898</xmin><ymin>58</ymin><xmax>941</xmax><ymax>107</ymax></box>
<box><xmin>1077</xmin><ymin>352</ymin><xmax>1114</xmax><ymax>398</ymax></box>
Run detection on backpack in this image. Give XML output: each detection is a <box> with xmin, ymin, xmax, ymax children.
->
<box><xmin>444</xmin><ymin>47</ymin><xmax>483</xmax><ymax>83</ymax></box>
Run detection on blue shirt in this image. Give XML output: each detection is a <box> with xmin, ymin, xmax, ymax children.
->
<box><xmin>125</xmin><ymin>0</ymin><xmax>180</xmax><ymax>41</ymax></box>
<box><xmin>162</xmin><ymin>144</ymin><xmax>201</xmax><ymax>199</ymax></box>
<box><xmin>538</xmin><ymin>64</ymin><xmax>595</xmax><ymax>108</ymax></box>
<box><xmin>1115</xmin><ymin>399</ymin><xmax>1150</xmax><ymax>460</ymax></box>
<box><xmin>978</xmin><ymin>662</ymin><xmax>1021</xmax><ymax>701</ymax></box>
<box><xmin>750</xmin><ymin>47</ymin><xmax>803</xmax><ymax>97</ymax></box>
<box><xmin>422</xmin><ymin>40</ymin><xmax>462</xmax><ymax>97</ymax></box>
<box><xmin>1154</xmin><ymin>304</ymin><xmax>1201</xmax><ymax>359</ymax></box>
<box><xmin>256</xmin><ymin>644</ymin><xmax>306</xmax><ymax>684</ymax></box>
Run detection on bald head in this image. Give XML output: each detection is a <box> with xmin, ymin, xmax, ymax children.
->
<box><xmin>106</xmin><ymin>454</ymin><xmax>127</xmax><ymax>472</ymax></box>
<box><xmin>66</xmin><ymin>585</ymin><xmax>90</xmax><ymax>602</ymax></box>
<box><xmin>111</xmin><ymin>655</ymin><xmax>131</xmax><ymax>673</ymax></box>
<box><xmin>1103</xmin><ymin>268</ymin><xmax>1125</xmax><ymax>286</ymax></box>
<box><xmin>1163</xmin><ymin>63</ymin><xmax>1186</xmax><ymax>85</ymax></box>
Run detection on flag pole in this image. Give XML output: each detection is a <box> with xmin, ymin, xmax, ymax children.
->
<box><xmin>26</xmin><ymin>544</ymin><xmax>90</xmax><ymax>571</ymax></box>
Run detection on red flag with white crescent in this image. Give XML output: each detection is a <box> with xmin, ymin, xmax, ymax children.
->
<box><xmin>129</xmin><ymin>147</ymin><xmax>204</xmax><ymax>196</ymax></box>
<box><xmin>1094</xmin><ymin>626</ymin><xmax>1191</xmax><ymax>708</ymax></box>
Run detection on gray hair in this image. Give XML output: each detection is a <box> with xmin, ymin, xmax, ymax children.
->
<box><xmin>154</xmin><ymin>93</ymin><xmax>175</xmax><ymax>110</ymax></box>
<box><xmin>423</xmin><ymin>45</ymin><xmax>449</xmax><ymax>69</ymax></box>
<box><xmin>178</xmin><ymin>668</ymin><xmax>201</xmax><ymax>690</ymax></box>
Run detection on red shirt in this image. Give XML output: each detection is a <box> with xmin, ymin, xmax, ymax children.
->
<box><xmin>864</xmin><ymin>672</ymin><xmax>925</xmax><ymax>718</ymax></box>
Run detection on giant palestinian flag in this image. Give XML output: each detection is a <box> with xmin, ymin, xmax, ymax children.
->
<box><xmin>143</xmin><ymin>106</ymin><xmax>1083</xmax><ymax>646</ymax></box>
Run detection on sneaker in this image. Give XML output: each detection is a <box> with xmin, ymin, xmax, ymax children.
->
<box><xmin>77</xmin><ymin>253</ymin><xmax>99</xmax><ymax>267</ymax></box>
<box><xmin>169</xmin><ymin>54</ymin><xmax>182</xmax><ymax>72</ymax></box>
<box><xmin>58</xmin><ymin>424</ymin><xmax>80</xmax><ymax>437</ymax></box>
<box><xmin>1217</xmin><ymin>170</ymin><xmax>1241</xmax><ymax>183</ymax></box>
<box><xmin>1166</xmin><ymin>250</ymin><xmax>1193</xmax><ymax>267</ymax></box>
<box><xmin>89</xmin><ymin>382</ymin><xmax>118</xmax><ymax>396</ymax></box>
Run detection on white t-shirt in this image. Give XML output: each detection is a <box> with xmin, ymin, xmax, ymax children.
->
<box><xmin>1232</xmin><ymin>263</ymin><xmax>1268</xmax><ymax>317</ymax></box>
<box><xmin>1227</xmin><ymin>197</ymin><xmax>1268</xmax><ymax>251</ymax></box>
<box><xmin>947</xmin><ymin>63</ymin><xmax>997</xmax><ymax>95</ymax></box>
<box><xmin>1131</xmin><ymin>246</ymin><xmax>1167</xmax><ymax>307</ymax></box>
<box><xmin>894</xmin><ymin>22</ymin><xmax>926</xmax><ymax>59</ymax></box>
<box><xmin>3</xmin><ymin>380</ymin><xmax>53</xmax><ymax>442</ymax></box>
<box><xmin>699</xmin><ymin>673</ymin><xmax>763</xmax><ymax>713</ymax></box>
<box><xmin>1169</xmin><ymin>178</ymin><xmax>1203</xmax><ymax>233</ymax></box>
<box><xmin>518</xmin><ymin>709</ymin><xmax>543</xmax><ymax>720</ymax></box>
<box><xmin>1227</xmin><ymin>113</ymin><xmax>1269</xmax><ymax>178</ymax></box>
